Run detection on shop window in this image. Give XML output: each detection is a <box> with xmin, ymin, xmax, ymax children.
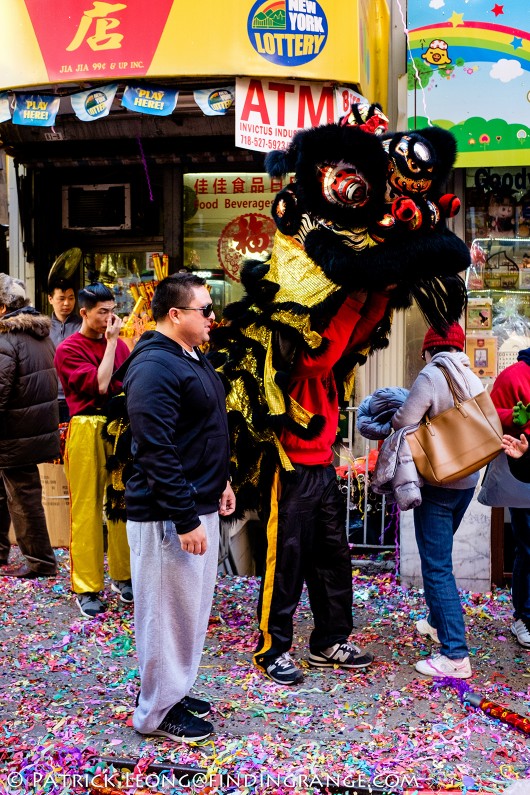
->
<box><xmin>82</xmin><ymin>250</ymin><xmax>157</xmax><ymax>316</ymax></box>
<box><xmin>464</xmin><ymin>167</ymin><xmax>530</xmax><ymax>386</ymax></box>
<box><xmin>465</xmin><ymin>166</ymin><xmax>530</xmax><ymax>245</ymax></box>
<box><xmin>183</xmin><ymin>172</ymin><xmax>280</xmax><ymax>314</ymax></box>
<box><xmin>62</xmin><ymin>184</ymin><xmax>131</xmax><ymax>230</ymax></box>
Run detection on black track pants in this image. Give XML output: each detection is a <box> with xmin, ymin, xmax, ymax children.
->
<box><xmin>254</xmin><ymin>463</ymin><xmax>353</xmax><ymax>668</ymax></box>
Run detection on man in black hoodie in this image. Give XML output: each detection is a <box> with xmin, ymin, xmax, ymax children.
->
<box><xmin>123</xmin><ymin>273</ymin><xmax>235</xmax><ymax>744</ymax></box>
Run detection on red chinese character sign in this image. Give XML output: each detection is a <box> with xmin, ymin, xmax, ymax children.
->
<box><xmin>22</xmin><ymin>0</ymin><xmax>173</xmax><ymax>81</ymax></box>
<box><xmin>217</xmin><ymin>213</ymin><xmax>276</xmax><ymax>283</ymax></box>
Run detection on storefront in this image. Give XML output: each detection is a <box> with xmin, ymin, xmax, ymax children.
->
<box><xmin>0</xmin><ymin>0</ymin><xmax>390</xmax><ymax>327</ymax></box>
<box><xmin>404</xmin><ymin>0</ymin><xmax>530</xmax><ymax>589</ymax></box>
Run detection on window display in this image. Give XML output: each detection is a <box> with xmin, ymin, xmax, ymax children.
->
<box><xmin>183</xmin><ymin>172</ymin><xmax>282</xmax><ymax>313</ymax></box>
<box><xmin>465</xmin><ymin>167</ymin><xmax>530</xmax><ymax>380</ymax></box>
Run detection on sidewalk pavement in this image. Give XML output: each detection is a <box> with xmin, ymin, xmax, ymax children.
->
<box><xmin>0</xmin><ymin>549</ymin><xmax>529</xmax><ymax>795</ymax></box>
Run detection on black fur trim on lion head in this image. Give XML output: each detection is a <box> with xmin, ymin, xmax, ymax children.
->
<box><xmin>381</xmin><ymin>127</ymin><xmax>457</xmax><ymax>199</ymax></box>
<box><xmin>266</xmin><ymin>123</ymin><xmax>388</xmax><ymax>229</ymax></box>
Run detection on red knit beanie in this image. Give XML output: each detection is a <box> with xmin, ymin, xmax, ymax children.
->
<box><xmin>421</xmin><ymin>323</ymin><xmax>465</xmax><ymax>353</ymax></box>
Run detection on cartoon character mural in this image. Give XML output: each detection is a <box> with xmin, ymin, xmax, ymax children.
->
<box><xmin>210</xmin><ymin>104</ymin><xmax>470</xmax><ymax>516</ymax></box>
<box><xmin>422</xmin><ymin>39</ymin><xmax>451</xmax><ymax>67</ymax></box>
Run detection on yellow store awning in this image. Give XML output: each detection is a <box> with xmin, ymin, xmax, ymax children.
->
<box><xmin>1</xmin><ymin>0</ymin><xmax>389</xmax><ymax>107</ymax></box>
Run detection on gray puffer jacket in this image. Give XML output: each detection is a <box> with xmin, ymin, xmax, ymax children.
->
<box><xmin>0</xmin><ymin>307</ymin><xmax>59</xmax><ymax>467</ymax></box>
<box><xmin>358</xmin><ymin>386</ymin><xmax>423</xmax><ymax>510</ymax></box>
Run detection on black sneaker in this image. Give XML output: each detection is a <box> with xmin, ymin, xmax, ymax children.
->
<box><xmin>180</xmin><ymin>695</ymin><xmax>211</xmax><ymax>718</ymax></box>
<box><xmin>111</xmin><ymin>579</ymin><xmax>133</xmax><ymax>603</ymax></box>
<box><xmin>148</xmin><ymin>702</ymin><xmax>213</xmax><ymax>743</ymax></box>
<box><xmin>308</xmin><ymin>641</ymin><xmax>374</xmax><ymax>669</ymax></box>
<box><xmin>135</xmin><ymin>692</ymin><xmax>211</xmax><ymax>718</ymax></box>
<box><xmin>76</xmin><ymin>592</ymin><xmax>106</xmax><ymax>618</ymax></box>
<box><xmin>265</xmin><ymin>652</ymin><xmax>304</xmax><ymax>685</ymax></box>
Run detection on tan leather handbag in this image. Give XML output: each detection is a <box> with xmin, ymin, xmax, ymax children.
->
<box><xmin>408</xmin><ymin>367</ymin><xmax>503</xmax><ymax>486</ymax></box>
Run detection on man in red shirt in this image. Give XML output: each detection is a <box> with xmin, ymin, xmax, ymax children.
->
<box><xmin>254</xmin><ymin>288</ymin><xmax>391</xmax><ymax>685</ymax></box>
<box><xmin>490</xmin><ymin>348</ymin><xmax>530</xmax><ymax>649</ymax></box>
<box><xmin>55</xmin><ymin>283</ymin><xmax>131</xmax><ymax>618</ymax></box>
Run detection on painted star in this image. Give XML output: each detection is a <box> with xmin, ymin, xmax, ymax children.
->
<box><xmin>449</xmin><ymin>11</ymin><xmax>464</xmax><ymax>26</ymax></box>
<box><xmin>511</xmin><ymin>36</ymin><xmax>523</xmax><ymax>50</ymax></box>
<box><xmin>492</xmin><ymin>4</ymin><xmax>504</xmax><ymax>16</ymax></box>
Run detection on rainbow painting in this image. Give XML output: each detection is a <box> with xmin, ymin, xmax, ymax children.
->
<box><xmin>407</xmin><ymin>0</ymin><xmax>530</xmax><ymax>166</ymax></box>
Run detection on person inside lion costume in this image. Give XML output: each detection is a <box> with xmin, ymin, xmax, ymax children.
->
<box><xmin>209</xmin><ymin>103</ymin><xmax>470</xmax><ymax>685</ymax></box>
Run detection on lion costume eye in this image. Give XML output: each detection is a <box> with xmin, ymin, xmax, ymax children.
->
<box><xmin>319</xmin><ymin>164</ymin><xmax>370</xmax><ymax>207</ymax></box>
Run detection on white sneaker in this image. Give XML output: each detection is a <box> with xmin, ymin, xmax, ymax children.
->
<box><xmin>415</xmin><ymin>653</ymin><xmax>472</xmax><ymax>679</ymax></box>
<box><xmin>415</xmin><ymin>619</ymin><xmax>440</xmax><ymax>644</ymax></box>
<box><xmin>511</xmin><ymin>619</ymin><xmax>530</xmax><ymax>649</ymax></box>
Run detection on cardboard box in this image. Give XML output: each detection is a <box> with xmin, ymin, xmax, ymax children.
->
<box><xmin>39</xmin><ymin>463</ymin><xmax>70</xmax><ymax>548</ymax></box>
<box><xmin>8</xmin><ymin>463</ymin><xmax>70</xmax><ymax>549</ymax></box>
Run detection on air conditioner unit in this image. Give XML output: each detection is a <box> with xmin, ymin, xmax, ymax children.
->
<box><xmin>62</xmin><ymin>184</ymin><xmax>131</xmax><ymax>230</ymax></box>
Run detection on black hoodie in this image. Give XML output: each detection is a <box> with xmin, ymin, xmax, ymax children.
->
<box><xmin>122</xmin><ymin>330</ymin><xmax>230</xmax><ymax>533</ymax></box>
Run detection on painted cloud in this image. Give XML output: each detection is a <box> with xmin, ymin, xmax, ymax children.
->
<box><xmin>490</xmin><ymin>59</ymin><xmax>524</xmax><ymax>83</ymax></box>
<box><xmin>429</xmin><ymin>0</ymin><xmax>445</xmax><ymax>8</ymax></box>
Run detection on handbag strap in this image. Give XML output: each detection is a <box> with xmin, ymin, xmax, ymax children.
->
<box><xmin>422</xmin><ymin>365</ymin><xmax>462</xmax><ymax>427</ymax></box>
<box><xmin>436</xmin><ymin>366</ymin><xmax>461</xmax><ymax>409</ymax></box>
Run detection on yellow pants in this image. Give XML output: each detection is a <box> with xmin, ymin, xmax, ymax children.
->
<box><xmin>64</xmin><ymin>415</ymin><xmax>130</xmax><ymax>594</ymax></box>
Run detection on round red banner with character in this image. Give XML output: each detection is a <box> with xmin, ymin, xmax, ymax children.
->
<box><xmin>217</xmin><ymin>213</ymin><xmax>276</xmax><ymax>282</ymax></box>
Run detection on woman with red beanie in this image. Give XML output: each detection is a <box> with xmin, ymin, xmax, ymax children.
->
<box><xmin>391</xmin><ymin>322</ymin><xmax>484</xmax><ymax>679</ymax></box>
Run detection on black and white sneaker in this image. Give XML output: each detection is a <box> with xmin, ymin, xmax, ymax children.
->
<box><xmin>265</xmin><ymin>652</ymin><xmax>304</xmax><ymax>685</ymax></box>
<box><xmin>76</xmin><ymin>592</ymin><xmax>106</xmax><ymax>618</ymax></box>
<box><xmin>111</xmin><ymin>579</ymin><xmax>134</xmax><ymax>603</ymax></box>
<box><xmin>308</xmin><ymin>641</ymin><xmax>374</xmax><ymax>669</ymax></box>
<box><xmin>148</xmin><ymin>702</ymin><xmax>213</xmax><ymax>743</ymax></box>
<box><xmin>511</xmin><ymin>619</ymin><xmax>530</xmax><ymax>648</ymax></box>
<box><xmin>135</xmin><ymin>692</ymin><xmax>211</xmax><ymax>718</ymax></box>
<box><xmin>180</xmin><ymin>695</ymin><xmax>211</xmax><ymax>718</ymax></box>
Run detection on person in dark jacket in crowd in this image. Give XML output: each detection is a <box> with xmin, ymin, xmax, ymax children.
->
<box><xmin>503</xmin><ymin>432</ymin><xmax>530</xmax><ymax>477</ymax></box>
<box><xmin>0</xmin><ymin>274</ymin><xmax>59</xmax><ymax>578</ymax></box>
<box><xmin>123</xmin><ymin>273</ymin><xmax>235</xmax><ymax>744</ymax></box>
<box><xmin>490</xmin><ymin>348</ymin><xmax>530</xmax><ymax>650</ymax></box>
<box><xmin>500</xmin><ymin>425</ymin><xmax>530</xmax><ymax>649</ymax></box>
<box><xmin>48</xmin><ymin>277</ymin><xmax>82</xmax><ymax>423</ymax></box>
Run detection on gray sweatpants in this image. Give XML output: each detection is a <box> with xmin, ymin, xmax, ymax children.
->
<box><xmin>127</xmin><ymin>513</ymin><xmax>219</xmax><ymax>734</ymax></box>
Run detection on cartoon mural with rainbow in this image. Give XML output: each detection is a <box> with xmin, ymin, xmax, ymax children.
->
<box><xmin>407</xmin><ymin>0</ymin><xmax>530</xmax><ymax>166</ymax></box>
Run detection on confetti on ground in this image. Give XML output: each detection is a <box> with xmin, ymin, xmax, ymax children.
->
<box><xmin>0</xmin><ymin>549</ymin><xmax>529</xmax><ymax>794</ymax></box>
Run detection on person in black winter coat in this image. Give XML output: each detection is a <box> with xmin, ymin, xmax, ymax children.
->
<box><xmin>0</xmin><ymin>274</ymin><xmax>59</xmax><ymax>578</ymax></box>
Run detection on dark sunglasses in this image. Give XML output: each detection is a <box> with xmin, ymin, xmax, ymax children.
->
<box><xmin>174</xmin><ymin>303</ymin><xmax>213</xmax><ymax>318</ymax></box>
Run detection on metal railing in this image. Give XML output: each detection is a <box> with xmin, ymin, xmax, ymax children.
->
<box><xmin>342</xmin><ymin>405</ymin><xmax>397</xmax><ymax>554</ymax></box>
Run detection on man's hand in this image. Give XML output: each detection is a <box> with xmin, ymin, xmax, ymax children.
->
<box><xmin>105</xmin><ymin>313</ymin><xmax>122</xmax><ymax>342</ymax></box>
<box><xmin>502</xmin><ymin>433</ymin><xmax>529</xmax><ymax>459</ymax></box>
<box><xmin>219</xmin><ymin>481</ymin><xmax>236</xmax><ymax>516</ymax></box>
<box><xmin>179</xmin><ymin>524</ymin><xmax>207</xmax><ymax>555</ymax></box>
<box><xmin>512</xmin><ymin>400</ymin><xmax>530</xmax><ymax>426</ymax></box>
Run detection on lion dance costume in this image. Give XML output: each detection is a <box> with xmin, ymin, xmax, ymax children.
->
<box><xmin>209</xmin><ymin>105</ymin><xmax>470</xmax><ymax>675</ymax></box>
